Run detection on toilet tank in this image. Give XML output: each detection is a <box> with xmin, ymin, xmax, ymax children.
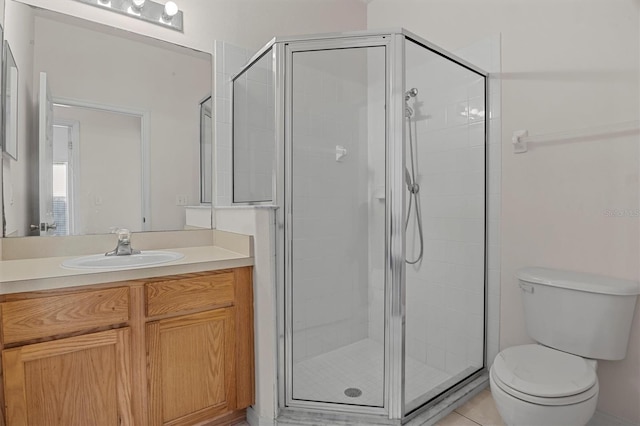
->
<box><xmin>516</xmin><ymin>267</ymin><xmax>640</xmax><ymax>360</ymax></box>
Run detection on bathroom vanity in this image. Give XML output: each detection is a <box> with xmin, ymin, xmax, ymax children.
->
<box><xmin>0</xmin><ymin>233</ymin><xmax>255</xmax><ymax>426</ymax></box>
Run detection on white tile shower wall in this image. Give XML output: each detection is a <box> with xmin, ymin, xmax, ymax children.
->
<box><xmin>365</xmin><ymin>37</ymin><xmax>501</xmax><ymax>386</ymax></box>
<box><xmin>365</xmin><ymin>48</ymin><xmax>492</xmax><ymax>372</ymax></box>
<box><xmin>233</xmin><ymin>52</ymin><xmax>276</xmax><ymax>203</ymax></box>
<box><xmin>216</xmin><ymin>41</ymin><xmax>275</xmax><ymax>205</ymax></box>
<box><xmin>403</xmin><ymin>42</ymin><xmax>487</xmax><ymax>377</ymax></box>
<box><xmin>214</xmin><ymin>40</ymin><xmax>249</xmax><ymax>206</ymax></box>
<box><xmin>291</xmin><ymin>48</ymin><xmax>380</xmax><ymax>363</ymax></box>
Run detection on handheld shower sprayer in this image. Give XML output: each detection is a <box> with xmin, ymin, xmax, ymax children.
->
<box><xmin>405</xmin><ymin>87</ymin><xmax>423</xmax><ymax>264</ymax></box>
<box><xmin>405</xmin><ymin>167</ymin><xmax>419</xmax><ymax>194</ymax></box>
<box><xmin>405</xmin><ymin>88</ymin><xmax>418</xmax><ymax>117</ymax></box>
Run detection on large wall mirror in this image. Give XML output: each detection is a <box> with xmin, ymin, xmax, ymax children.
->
<box><xmin>1</xmin><ymin>0</ymin><xmax>212</xmax><ymax>237</ymax></box>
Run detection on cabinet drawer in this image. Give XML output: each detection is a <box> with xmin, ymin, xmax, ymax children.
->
<box><xmin>146</xmin><ymin>272</ymin><xmax>235</xmax><ymax>317</ymax></box>
<box><xmin>1</xmin><ymin>287</ymin><xmax>130</xmax><ymax>344</ymax></box>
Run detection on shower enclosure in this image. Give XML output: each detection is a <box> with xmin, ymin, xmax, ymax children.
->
<box><xmin>232</xmin><ymin>29</ymin><xmax>487</xmax><ymax>423</ymax></box>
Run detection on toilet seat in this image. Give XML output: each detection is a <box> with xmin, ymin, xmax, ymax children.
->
<box><xmin>492</xmin><ymin>344</ymin><xmax>598</xmax><ymax>406</ymax></box>
<box><xmin>491</xmin><ymin>366</ymin><xmax>598</xmax><ymax>406</ymax></box>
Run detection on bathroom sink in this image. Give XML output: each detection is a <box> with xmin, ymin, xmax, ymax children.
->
<box><xmin>61</xmin><ymin>251</ymin><xmax>184</xmax><ymax>270</ymax></box>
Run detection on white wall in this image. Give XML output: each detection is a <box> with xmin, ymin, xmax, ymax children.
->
<box><xmin>212</xmin><ymin>41</ymin><xmax>246</xmax><ymax>206</ymax></box>
<box><xmin>368</xmin><ymin>0</ymin><xmax>640</xmax><ymax>422</ymax></box>
<box><xmin>16</xmin><ymin>0</ymin><xmax>367</xmax><ymax>54</ymax></box>
<box><xmin>214</xmin><ymin>207</ymin><xmax>277</xmax><ymax>424</ymax></box>
<box><xmin>2</xmin><ymin>0</ymin><xmax>36</xmax><ymax>237</ymax></box>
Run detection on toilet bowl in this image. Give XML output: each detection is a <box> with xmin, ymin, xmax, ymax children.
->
<box><xmin>492</xmin><ymin>267</ymin><xmax>640</xmax><ymax>426</ymax></box>
<box><xmin>490</xmin><ymin>344</ymin><xmax>598</xmax><ymax>426</ymax></box>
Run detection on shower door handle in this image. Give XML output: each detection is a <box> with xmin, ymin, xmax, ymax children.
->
<box><xmin>336</xmin><ymin>145</ymin><xmax>347</xmax><ymax>162</ymax></box>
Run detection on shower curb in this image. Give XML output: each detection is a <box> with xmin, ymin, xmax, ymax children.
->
<box><xmin>274</xmin><ymin>373</ymin><xmax>489</xmax><ymax>426</ymax></box>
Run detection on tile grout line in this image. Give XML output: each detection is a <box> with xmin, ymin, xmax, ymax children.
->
<box><xmin>453</xmin><ymin>410</ymin><xmax>484</xmax><ymax>426</ymax></box>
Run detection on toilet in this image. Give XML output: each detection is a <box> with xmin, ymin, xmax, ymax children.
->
<box><xmin>490</xmin><ymin>267</ymin><xmax>640</xmax><ymax>426</ymax></box>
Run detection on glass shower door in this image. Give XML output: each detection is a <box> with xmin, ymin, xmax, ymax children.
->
<box><xmin>403</xmin><ymin>38</ymin><xmax>487</xmax><ymax>413</ymax></box>
<box><xmin>286</xmin><ymin>43</ymin><xmax>387</xmax><ymax>408</ymax></box>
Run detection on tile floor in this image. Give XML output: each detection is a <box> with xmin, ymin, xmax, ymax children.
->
<box><xmin>239</xmin><ymin>388</ymin><xmax>631</xmax><ymax>425</ymax></box>
<box><xmin>436</xmin><ymin>388</ymin><xmax>504</xmax><ymax>425</ymax></box>
<box><xmin>234</xmin><ymin>388</ymin><xmax>503</xmax><ymax>426</ymax></box>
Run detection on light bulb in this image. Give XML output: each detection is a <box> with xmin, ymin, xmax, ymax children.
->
<box><xmin>163</xmin><ymin>1</ymin><xmax>178</xmax><ymax>20</ymax></box>
<box><xmin>132</xmin><ymin>0</ymin><xmax>145</xmax><ymax>9</ymax></box>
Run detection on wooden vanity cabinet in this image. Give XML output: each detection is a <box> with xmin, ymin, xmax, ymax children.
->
<box><xmin>147</xmin><ymin>308</ymin><xmax>236</xmax><ymax>426</ymax></box>
<box><xmin>144</xmin><ymin>268</ymin><xmax>254</xmax><ymax>426</ymax></box>
<box><xmin>3</xmin><ymin>328</ymin><xmax>133</xmax><ymax>426</ymax></box>
<box><xmin>0</xmin><ymin>267</ymin><xmax>254</xmax><ymax>426</ymax></box>
<box><xmin>0</xmin><ymin>286</ymin><xmax>133</xmax><ymax>426</ymax></box>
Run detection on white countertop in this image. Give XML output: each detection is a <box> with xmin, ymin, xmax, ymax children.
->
<box><xmin>0</xmin><ymin>246</ymin><xmax>253</xmax><ymax>294</ymax></box>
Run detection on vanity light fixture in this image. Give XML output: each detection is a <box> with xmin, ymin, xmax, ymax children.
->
<box><xmin>162</xmin><ymin>1</ymin><xmax>178</xmax><ymax>22</ymax></box>
<box><xmin>73</xmin><ymin>0</ymin><xmax>184</xmax><ymax>32</ymax></box>
<box><xmin>130</xmin><ymin>0</ymin><xmax>145</xmax><ymax>12</ymax></box>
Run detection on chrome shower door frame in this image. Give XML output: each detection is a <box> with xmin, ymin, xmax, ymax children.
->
<box><xmin>274</xmin><ymin>28</ymin><xmax>490</xmax><ymax>423</ymax></box>
<box><xmin>280</xmin><ymin>33</ymin><xmax>406</xmax><ymax>419</ymax></box>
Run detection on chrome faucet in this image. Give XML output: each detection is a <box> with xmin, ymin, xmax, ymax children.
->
<box><xmin>105</xmin><ymin>228</ymin><xmax>141</xmax><ymax>256</ymax></box>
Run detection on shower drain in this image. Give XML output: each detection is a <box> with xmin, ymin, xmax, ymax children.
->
<box><xmin>344</xmin><ymin>387</ymin><xmax>362</xmax><ymax>398</ymax></box>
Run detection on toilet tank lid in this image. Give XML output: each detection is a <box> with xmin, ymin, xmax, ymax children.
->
<box><xmin>516</xmin><ymin>267</ymin><xmax>640</xmax><ymax>296</ymax></box>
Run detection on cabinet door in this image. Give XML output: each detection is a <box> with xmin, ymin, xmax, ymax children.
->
<box><xmin>147</xmin><ymin>308</ymin><xmax>236</xmax><ymax>426</ymax></box>
<box><xmin>3</xmin><ymin>328</ymin><xmax>133</xmax><ymax>426</ymax></box>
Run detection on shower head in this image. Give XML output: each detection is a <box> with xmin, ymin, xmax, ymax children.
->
<box><xmin>405</xmin><ymin>88</ymin><xmax>418</xmax><ymax>101</ymax></box>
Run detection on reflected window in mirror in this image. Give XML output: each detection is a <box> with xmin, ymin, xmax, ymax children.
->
<box><xmin>52</xmin><ymin>162</ymin><xmax>69</xmax><ymax>236</ymax></box>
<box><xmin>51</xmin><ymin>118</ymin><xmax>80</xmax><ymax>236</ymax></box>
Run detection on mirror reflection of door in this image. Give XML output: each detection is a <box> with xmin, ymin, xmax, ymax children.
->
<box><xmin>51</xmin><ymin>102</ymin><xmax>146</xmax><ymax>235</ymax></box>
<box><xmin>37</xmin><ymin>72</ymin><xmax>55</xmax><ymax>236</ymax></box>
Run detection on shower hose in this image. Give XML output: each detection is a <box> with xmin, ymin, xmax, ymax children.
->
<box><xmin>405</xmin><ymin>112</ymin><xmax>424</xmax><ymax>265</ymax></box>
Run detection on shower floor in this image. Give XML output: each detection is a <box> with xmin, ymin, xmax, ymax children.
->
<box><xmin>292</xmin><ymin>338</ymin><xmax>452</xmax><ymax>406</ymax></box>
